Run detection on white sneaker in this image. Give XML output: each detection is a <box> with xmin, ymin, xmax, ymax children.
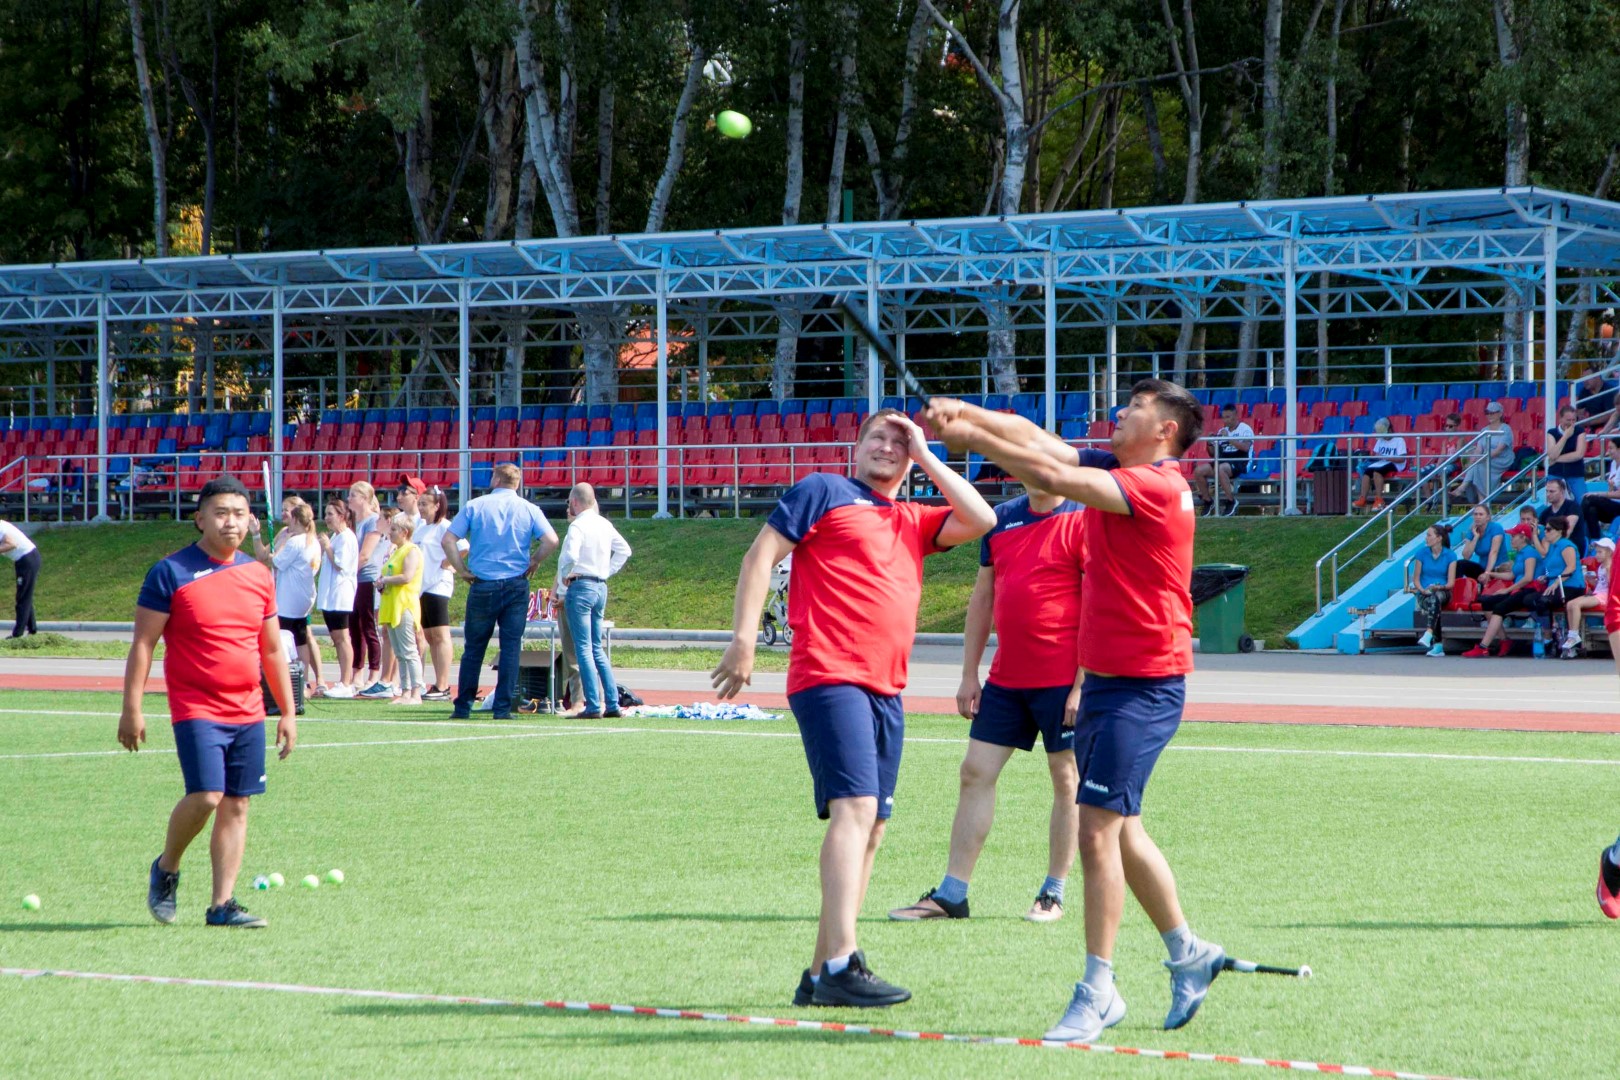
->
<box><xmin>323</xmin><ymin>684</ymin><xmax>356</xmax><ymax>699</ymax></box>
<box><xmin>1044</xmin><ymin>982</ymin><xmax>1126</xmax><ymax>1042</ymax></box>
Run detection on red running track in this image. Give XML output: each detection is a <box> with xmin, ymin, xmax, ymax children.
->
<box><xmin>3</xmin><ymin>672</ymin><xmax>1618</xmax><ymax>734</ymax></box>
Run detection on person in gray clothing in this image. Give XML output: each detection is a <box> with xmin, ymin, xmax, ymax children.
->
<box><xmin>1453</xmin><ymin>401</ymin><xmax>1516</xmax><ymax>505</ymax></box>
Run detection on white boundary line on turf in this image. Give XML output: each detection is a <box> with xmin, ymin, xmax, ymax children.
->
<box><xmin>0</xmin><ymin>728</ymin><xmax>622</xmax><ymax>761</ymax></box>
<box><xmin>0</xmin><ymin>966</ymin><xmax>1471</xmax><ymax>1080</ymax></box>
<box><xmin>0</xmin><ymin>708</ymin><xmax>557</xmax><ymax>731</ymax></box>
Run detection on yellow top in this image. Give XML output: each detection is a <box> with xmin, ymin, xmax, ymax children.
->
<box><xmin>377</xmin><ymin>541</ymin><xmax>422</xmax><ymax>628</ymax></box>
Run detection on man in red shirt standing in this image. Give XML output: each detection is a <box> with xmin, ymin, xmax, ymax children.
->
<box><xmin>120</xmin><ymin>476</ymin><xmax>297</xmax><ymax>929</ymax></box>
<box><xmin>712</xmin><ymin>408</ymin><xmax>995</xmax><ymax>1008</ymax></box>
<box><xmin>925</xmin><ymin>380</ymin><xmax>1225</xmax><ymax>1042</ymax></box>
<box><xmin>886</xmin><ymin>464</ymin><xmax>1110</xmax><ymax>926</ymax></box>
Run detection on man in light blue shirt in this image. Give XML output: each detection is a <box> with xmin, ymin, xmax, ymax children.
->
<box><xmin>442</xmin><ymin>464</ymin><xmax>558</xmax><ymax>718</ymax></box>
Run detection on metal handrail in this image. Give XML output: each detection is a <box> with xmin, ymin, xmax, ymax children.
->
<box><xmin>1313</xmin><ymin>429</ymin><xmax>1514</xmax><ymax>613</ymax></box>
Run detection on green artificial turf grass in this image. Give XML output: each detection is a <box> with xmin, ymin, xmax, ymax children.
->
<box><xmin>3</xmin><ymin>690</ymin><xmax>1616</xmax><ymax>1077</ymax></box>
<box><xmin>2</xmin><ymin>517</ymin><xmax>1363</xmax><ymax>648</ymax></box>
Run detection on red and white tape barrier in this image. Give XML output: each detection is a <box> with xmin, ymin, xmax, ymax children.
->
<box><xmin>0</xmin><ymin>966</ymin><xmax>1467</xmax><ymax>1079</ymax></box>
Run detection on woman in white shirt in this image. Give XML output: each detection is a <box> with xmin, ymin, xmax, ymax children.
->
<box><xmin>412</xmin><ymin>488</ymin><xmax>467</xmax><ymax>700</ymax></box>
<box><xmin>1354</xmin><ymin>417</ymin><xmax>1407</xmax><ymax>511</ymax></box>
<box><xmin>251</xmin><ymin>499</ymin><xmax>322</xmax><ymax>688</ymax></box>
<box><xmin>316</xmin><ymin>497</ymin><xmax>360</xmax><ymax>696</ymax></box>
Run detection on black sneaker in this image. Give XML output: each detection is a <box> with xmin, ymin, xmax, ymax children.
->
<box><xmin>205</xmin><ymin>897</ymin><xmax>267</xmax><ymax>928</ymax></box>
<box><xmin>810</xmin><ymin>951</ymin><xmax>911</xmax><ymax>1007</ymax></box>
<box><xmin>793</xmin><ymin>968</ymin><xmax>815</xmax><ymax>1006</ymax></box>
<box><xmin>603</xmin><ymin>707</ymin><xmax>623</xmax><ymax>718</ymax></box>
<box><xmin>887</xmin><ymin>887</ymin><xmax>969</xmax><ymax>920</ymax></box>
<box><xmin>423</xmin><ymin>686</ymin><xmax>451</xmax><ymax>702</ymax></box>
<box><xmin>147</xmin><ymin>857</ymin><xmax>179</xmax><ymax>925</ymax></box>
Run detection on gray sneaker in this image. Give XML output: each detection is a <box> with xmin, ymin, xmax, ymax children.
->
<box><xmin>1044</xmin><ymin>981</ymin><xmax>1126</xmax><ymax>1042</ymax></box>
<box><xmin>147</xmin><ymin>857</ymin><xmax>178</xmax><ymax>925</ymax></box>
<box><xmin>1163</xmin><ymin>939</ymin><xmax>1226</xmax><ymax>1029</ymax></box>
<box><xmin>205</xmin><ymin>897</ymin><xmax>268</xmax><ymax>928</ymax></box>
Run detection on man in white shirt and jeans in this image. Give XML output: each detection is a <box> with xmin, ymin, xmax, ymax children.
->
<box><xmin>1191</xmin><ymin>404</ymin><xmax>1253</xmax><ymax>516</ymax></box>
<box><xmin>556</xmin><ymin>483</ymin><xmax>632</xmax><ymax>719</ymax></box>
<box><xmin>0</xmin><ymin>518</ymin><xmax>39</xmax><ymax>637</ymax></box>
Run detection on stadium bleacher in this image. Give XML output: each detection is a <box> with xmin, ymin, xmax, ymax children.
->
<box><xmin>0</xmin><ymin>381</ymin><xmax>1595</xmax><ymax>506</ymax></box>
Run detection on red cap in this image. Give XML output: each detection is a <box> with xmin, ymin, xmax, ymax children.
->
<box><xmin>1506</xmin><ymin>523</ymin><xmax>1536</xmax><ymax>538</ymax></box>
<box><xmin>399</xmin><ymin>473</ymin><xmax>427</xmax><ymax>495</ymax></box>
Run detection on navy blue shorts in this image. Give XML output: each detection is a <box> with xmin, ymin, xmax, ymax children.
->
<box><xmin>173</xmin><ymin>720</ymin><xmax>267</xmax><ymax>798</ymax></box>
<box><xmin>970</xmin><ymin>682</ymin><xmax>1075</xmax><ymax>754</ymax></box>
<box><xmin>788</xmin><ymin>684</ymin><xmax>904</xmax><ymax>820</ymax></box>
<box><xmin>1072</xmin><ymin>674</ymin><xmax>1184</xmax><ymax>816</ymax></box>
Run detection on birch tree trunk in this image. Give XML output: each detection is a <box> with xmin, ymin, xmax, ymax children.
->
<box><xmin>1161</xmin><ymin>0</ymin><xmax>1203</xmax><ymax>381</ymax></box>
<box><xmin>824</xmin><ymin>4</ymin><xmax>858</xmax><ymax>224</ymax></box>
<box><xmin>128</xmin><ymin>0</ymin><xmax>168</xmax><ymax>256</ymax></box>
<box><xmin>1235</xmin><ymin>0</ymin><xmax>1285</xmax><ymax>389</ymax></box>
<box><xmin>1494</xmin><ymin>0</ymin><xmax>1530</xmax><ymax>373</ymax></box>
<box><xmin>1314</xmin><ymin>0</ymin><xmax>1347</xmax><ymax>385</ymax></box>
<box><xmin>593</xmin><ymin>0</ymin><xmax>619</xmax><ymax>234</ymax></box>
<box><xmin>1562</xmin><ymin>145</ymin><xmax>1620</xmax><ymax>359</ymax></box>
<box><xmin>644</xmin><ymin>41</ymin><xmax>707</xmax><ymax>232</ymax></box>
<box><xmin>773</xmin><ymin>1</ymin><xmax>808</xmax><ymax>401</ymax></box>
<box><xmin>475</xmin><ymin>47</ymin><xmax>520</xmax><ymax>240</ymax></box>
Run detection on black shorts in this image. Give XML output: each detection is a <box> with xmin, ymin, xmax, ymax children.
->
<box><xmin>421</xmin><ymin>593</ymin><xmax>451</xmax><ymax>630</ymax></box>
<box><xmin>278</xmin><ymin>615</ymin><xmax>309</xmax><ymax>646</ymax></box>
<box><xmin>321</xmin><ymin>610</ymin><xmax>350</xmax><ymax>632</ymax></box>
<box><xmin>1361</xmin><ymin>464</ymin><xmax>1396</xmax><ymax>479</ymax></box>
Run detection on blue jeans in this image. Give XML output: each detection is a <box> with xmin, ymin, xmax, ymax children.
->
<box><xmin>454</xmin><ymin>576</ymin><xmax>529</xmax><ymax>717</ymax></box>
<box><xmin>564</xmin><ymin>579</ymin><xmax>618</xmax><ymax>713</ymax></box>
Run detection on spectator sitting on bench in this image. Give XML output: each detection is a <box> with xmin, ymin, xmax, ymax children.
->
<box><xmin>1536</xmin><ymin>477</ymin><xmax>1587</xmax><ymax>556</ymax></box>
<box><xmin>1451</xmin><ymin>401</ymin><xmax>1514</xmax><ymax>504</ymax></box>
<box><xmin>1561</xmin><ymin>537</ymin><xmax>1614</xmax><ymax>656</ymax></box>
<box><xmin>1517</xmin><ymin>505</ymin><xmax>1541</xmax><ymax>538</ymax></box>
<box><xmin>1191</xmin><ymin>404</ymin><xmax>1252</xmax><ymax>516</ymax></box>
<box><xmin>1456</xmin><ymin>503</ymin><xmax>1506</xmax><ymax>579</ymax></box>
<box><xmin>1580</xmin><ymin>438</ymin><xmax>1620</xmax><ymax>547</ymax></box>
<box><xmin>1546</xmin><ymin>406</ymin><xmax>1590</xmax><ymax>501</ymax></box>
<box><xmin>1407</xmin><ymin>523</ymin><xmax>1458</xmax><ymax>657</ymax></box>
<box><xmin>1464</xmin><ymin>523</ymin><xmax>1542</xmax><ymax>657</ymax></box>
<box><xmin>1354</xmin><ymin>418</ymin><xmax>1406</xmax><ymax>510</ymax></box>
<box><xmin>1467</xmin><ymin>519</ymin><xmax>1582</xmax><ymax>657</ymax></box>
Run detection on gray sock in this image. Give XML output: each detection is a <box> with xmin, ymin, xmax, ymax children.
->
<box><xmin>1081</xmin><ymin>954</ymin><xmax>1113</xmax><ymax>996</ymax></box>
<box><xmin>935</xmin><ymin>874</ymin><xmax>969</xmax><ymax>905</ymax></box>
<box><xmin>1162</xmin><ymin>923</ymin><xmax>1196</xmax><ymax>964</ymax></box>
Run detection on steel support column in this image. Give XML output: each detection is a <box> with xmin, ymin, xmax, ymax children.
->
<box><xmin>1044</xmin><ymin>256</ymin><xmax>1057</xmax><ymax>432</ymax></box>
<box><xmin>1105</xmin><ymin>315</ymin><xmax>1119</xmax><ymax>421</ymax></box>
<box><xmin>457</xmin><ymin>282</ymin><xmax>471</xmax><ymax>503</ymax></box>
<box><xmin>697</xmin><ymin>317</ymin><xmax>709</xmax><ymax>402</ymax></box>
<box><xmin>271</xmin><ymin>289</ymin><xmax>285</xmax><ymax>509</ymax></box>
<box><xmin>655</xmin><ymin>270</ymin><xmax>671</xmax><ymax>518</ymax></box>
<box><xmin>1544</xmin><ymin>225</ymin><xmax>1558</xmax><ymax>440</ymax></box>
<box><xmin>866</xmin><ymin>268</ymin><xmax>880</xmax><ymax>413</ymax></box>
<box><xmin>1282</xmin><ymin>245</ymin><xmax>1300</xmax><ymax>515</ymax></box>
<box><xmin>94</xmin><ymin>297</ymin><xmax>110</xmax><ymax>521</ymax></box>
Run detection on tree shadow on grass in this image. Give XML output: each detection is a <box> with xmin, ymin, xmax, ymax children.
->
<box><xmin>1276</xmin><ymin>919</ymin><xmax>1590</xmax><ymax>932</ymax></box>
<box><xmin>0</xmin><ymin>921</ymin><xmax>143</xmax><ymax>933</ymax></box>
<box><xmin>335</xmin><ymin>1003</ymin><xmax>867</xmax><ymax>1047</ymax></box>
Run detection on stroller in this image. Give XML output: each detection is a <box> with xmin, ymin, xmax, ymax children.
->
<box><xmin>761</xmin><ymin>555</ymin><xmax>793</xmax><ymax>646</ymax></box>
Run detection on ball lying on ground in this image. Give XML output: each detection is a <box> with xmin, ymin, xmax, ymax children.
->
<box><xmin>715</xmin><ymin>110</ymin><xmax>752</xmax><ymax>139</ymax></box>
<box><xmin>301</xmin><ymin>875</ymin><xmax>320</xmax><ymax>890</ymax></box>
<box><xmin>268</xmin><ymin>872</ymin><xmax>285</xmax><ymax>888</ymax></box>
<box><xmin>21</xmin><ymin>894</ymin><xmax>40</xmax><ymax>911</ymax></box>
<box><xmin>253</xmin><ymin>876</ymin><xmax>270</xmax><ymax>891</ymax></box>
<box><xmin>326</xmin><ymin>869</ymin><xmax>345</xmax><ymax>886</ymax></box>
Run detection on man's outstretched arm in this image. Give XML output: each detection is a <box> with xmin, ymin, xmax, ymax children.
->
<box><xmin>928</xmin><ymin>406</ymin><xmax>1128</xmax><ymax>514</ymax></box>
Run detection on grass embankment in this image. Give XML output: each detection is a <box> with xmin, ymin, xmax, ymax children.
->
<box><xmin>0</xmin><ymin>516</ymin><xmax>1365</xmax><ymax>649</ymax></box>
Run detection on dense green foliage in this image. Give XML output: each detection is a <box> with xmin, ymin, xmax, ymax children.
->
<box><xmin>2</xmin><ymin>690</ymin><xmax>1615</xmax><ymax>1076</ymax></box>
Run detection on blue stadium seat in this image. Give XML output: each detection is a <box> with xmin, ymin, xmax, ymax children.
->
<box><xmin>611</xmin><ymin>404</ymin><xmax>633</xmax><ymax>424</ymax></box>
<box><xmin>636</xmin><ymin>417</ymin><xmax>659</xmax><ymax>432</ymax></box>
<box><xmin>805</xmin><ymin>399</ymin><xmax>830</xmax><ymax>416</ymax></box>
<box><xmin>430</xmin><ymin>407</ymin><xmax>454</xmax><ymax>424</ymax></box>
<box><xmin>320</xmin><ymin>409</ymin><xmax>343</xmax><ymax>427</ymax></box>
<box><xmin>108</xmin><ymin>456</ymin><xmax>131</xmax><ymax>476</ymax></box>
<box><xmin>1384</xmin><ymin>385</ymin><xmax>1415</xmax><ymax>407</ymax></box>
<box><xmin>755</xmin><ymin>400</ymin><xmax>780</xmax><ymax>417</ymax></box>
<box><xmin>728</xmin><ymin>400</ymin><xmax>754</xmax><ymax>417</ymax></box>
<box><xmin>380</xmin><ymin>408</ymin><xmax>404</xmax><ymax>425</ymax></box>
<box><xmin>406</xmin><ymin>408</ymin><xmax>431</xmax><ymax>426</ymax></box>
<box><xmin>984</xmin><ymin>394</ymin><xmax>1010</xmax><ymax>412</ymax></box>
<box><xmin>585</xmin><ymin>404</ymin><xmax>611</xmax><ymax>422</ymax></box>
<box><xmin>563</xmin><ymin>405</ymin><xmax>586</xmax><ymax>422</ymax></box>
<box><xmin>681</xmin><ymin>403</ymin><xmax>704</xmax><ymax>419</ymax></box>
<box><xmin>541</xmin><ymin>449</ymin><xmax>565</xmax><ymax>464</ymax></box>
<box><xmin>520</xmin><ymin>405</ymin><xmax>543</xmax><ymax>423</ymax></box>
<box><xmin>1505</xmin><ymin>381</ymin><xmax>1536</xmax><ymax>401</ymax></box>
<box><xmin>1240</xmin><ymin>447</ymin><xmax>1281</xmax><ymax>480</ymax></box>
<box><xmin>635</xmin><ymin>403</ymin><xmax>658</xmax><ymax>421</ymax></box>
<box><xmin>1325</xmin><ymin>386</ymin><xmax>1354</xmax><ymax>404</ymax></box>
<box><xmin>226</xmin><ymin>436</ymin><xmax>249</xmax><ymax>452</ymax></box>
<box><xmin>1207</xmin><ymin>389</ymin><xmax>1237</xmax><ymax>408</ymax></box>
<box><xmin>781</xmin><ymin>399</ymin><xmax>806</xmax><ymax>416</ymax></box>
<box><xmin>1445</xmin><ymin>383</ymin><xmax>1475</xmax><ymax>402</ymax></box>
<box><xmin>247</xmin><ymin>413</ymin><xmax>271</xmax><ymax>436</ymax></box>
<box><xmin>363</xmin><ymin>408</ymin><xmax>386</xmax><ymax>426</ymax></box>
<box><xmin>1060</xmin><ymin>392</ymin><xmax>1089</xmax><ymax>420</ymax></box>
<box><xmin>834</xmin><ymin>398</ymin><xmax>860</xmax><ymax>415</ymax></box>
<box><xmin>474</xmin><ymin>406</ymin><xmax>499</xmax><ymax>424</ymax></box>
<box><xmin>588</xmin><ymin>430</ymin><xmax>611</xmax><ymax>447</ymax></box>
<box><xmin>1012</xmin><ymin>393</ymin><xmax>1041</xmax><ymax>415</ymax></box>
<box><xmin>564</xmin><ymin>430</ymin><xmax>588</xmax><ymax>447</ymax></box>
<box><xmin>1413</xmin><ymin>385</ymin><xmax>1444</xmax><ymax>409</ymax></box>
<box><xmin>1356</xmin><ymin>385</ymin><xmax>1388</xmax><ymax>403</ymax></box>
<box><xmin>1060</xmin><ymin>420</ymin><xmax>1086</xmax><ymax>440</ymax></box>
<box><xmin>1320</xmin><ymin>417</ymin><xmax>1351</xmax><ymax>435</ymax></box>
<box><xmin>1351</xmin><ymin>415</ymin><xmax>1379</xmax><ymax>434</ymax></box>
<box><xmin>471</xmin><ymin>463</ymin><xmax>493</xmax><ymax>489</ymax></box>
<box><xmin>228</xmin><ymin>413</ymin><xmax>252</xmax><ymax>435</ymax></box>
<box><xmin>542</xmin><ymin>405</ymin><xmax>567</xmax><ymax>423</ymax></box>
<box><xmin>1239</xmin><ymin>388</ymin><xmax>1268</xmax><ymax>406</ymax></box>
<box><xmin>1297</xmin><ymin>387</ymin><xmax>1325</xmax><ymax>406</ymax></box>
<box><xmin>1475</xmin><ymin>381</ymin><xmax>1507</xmax><ymax>401</ymax></box>
<box><xmin>157</xmin><ymin>438</ymin><xmax>177</xmax><ymax>453</ymax></box>
<box><xmin>881</xmin><ymin>396</ymin><xmax>904</xmax><ymax>411</ymax></box>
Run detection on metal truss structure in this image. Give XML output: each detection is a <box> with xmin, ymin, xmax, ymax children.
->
<box><xmin>1</xmin><ymin>186</ymin><xmax>1618</xmax><ymax>518</ymax></box>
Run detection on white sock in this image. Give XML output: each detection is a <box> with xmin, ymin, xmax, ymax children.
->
<box><xmin>823</xmin><ymin>953</ymin><xmax>852</xmax><ymax>977</ymax></box>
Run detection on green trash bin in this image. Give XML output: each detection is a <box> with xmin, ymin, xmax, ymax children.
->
<box><xmin>1192</xmin><ymin>564</ymin><xmax>1253</xmax><ymax>654</ymax></box>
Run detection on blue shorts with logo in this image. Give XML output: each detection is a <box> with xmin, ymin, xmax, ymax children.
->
<box><xmin>970</xmin><ymin>682</ymin><xmax>1075</xmax><ymax>754</ymax></box>
<box><xmin>173</xmin><ymin>719</ymin><xmax>267</xmax><ymax>798</ymax></box>
<box><xmin>788</xmin><ymin>684</ymin><xmax>904</xmax><ymax>820</ymax></box>
<box><xmin>1073</xmin><ymin>674</ymin><xmax>1184</xmax><ymax>816</ymax></box>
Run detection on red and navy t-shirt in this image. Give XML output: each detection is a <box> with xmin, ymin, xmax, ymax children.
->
<box><xmin>980</xmin><ymin>495</ymin><xmax>1087</xmax><ymax>689</ymax></box>
<box><xmin>768</xmin><ymin>473</ymin><xmax>955</xmax><ymax>697</ymax></box>
<box><xmin>136</xmin><ymin>543</ymin><xmax>277</xmax><ymax>724</ymax></box>
<box><xmin>1077</xmin><ymin>461</ymin><xmax>1195</xmax><ymax>678</ymax></box>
